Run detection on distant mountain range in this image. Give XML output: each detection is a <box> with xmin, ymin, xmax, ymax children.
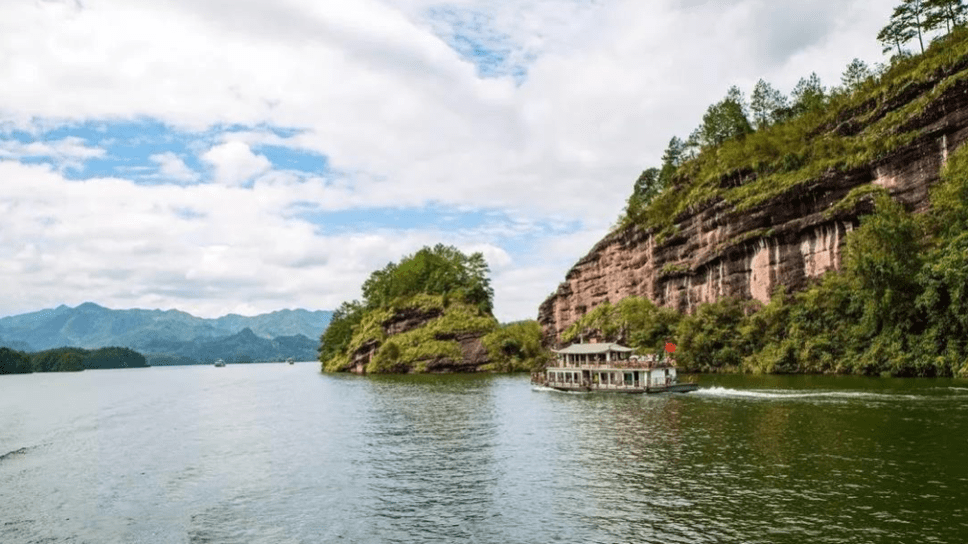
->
<box><xmin>0</xmin><ymin>302</ymin><xmax>332</xmax><ymax>365</ymax></box>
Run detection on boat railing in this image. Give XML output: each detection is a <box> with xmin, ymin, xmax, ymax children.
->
<box><xmin>548</xmin><ymin>361</ymin><xmax>676</xmax><ymax>370</ymax></box>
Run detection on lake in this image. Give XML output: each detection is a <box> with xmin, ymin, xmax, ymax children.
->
<box><xmin>1</xmin><ymin>365</ymin><xmax>966</xmax><ymax>543</ymax></box>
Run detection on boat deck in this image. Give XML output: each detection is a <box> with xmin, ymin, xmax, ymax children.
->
<box><xmin>532</xmin><ymin>372</ymin><xmax>698</xmax><ymax>394</ymax></box>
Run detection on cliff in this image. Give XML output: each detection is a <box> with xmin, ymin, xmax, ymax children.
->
<box><xmin>539</xmin><ymin>42</ymin><xmax>968</xmax><ymax>346</ymax></box>
<box><xmin>323</xmin><ymin>295</ymin><xmax>498</xmax><ymax>374</ymax></box>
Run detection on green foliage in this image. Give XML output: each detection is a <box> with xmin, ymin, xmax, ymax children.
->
<box><xmin>842</xmin><ymin>193</ymin><xmax>924</xmax><ymax>345</ymax></box>
<box><xmin>82</xmin><ymin>347</ymin><xmax>147</xmax><ymax>369</ymax></box>
<box><xmin>674</xmin><ymin>298</ymin><xmax>751</xmax><ymax>372</ymax></box>
<box><xmin>320</xmin><ymin>290</ymin><xmax>499</xmax><ymax>374</ymax></box>
<box><xmin>560</xmin><ymin>297</ymin><xmax>680</xmax><ymax>354</ymax></box>
<box><xmin>930</xmin><ymin>140</ymin><xmax>968</xmax><ymax>235</ymax></box>
<box><xmin>318</xmin><ymin>300</ymin><xmax>364</xmax><ymax>363</ymax></box>
<box><xmin>623</xmin><ymin>168</ymin><xmax>661</xmax><ymax>224</ymax></box>
<box><xmin>322</xmin><ymin>352</ymin><xmax>351</xmax><ymax>373</ymax></box>
<box><xmin>879</xmin><ymin>17</ymin><xmax>917</xmax><ymax>58</ymax></box>
<box><xmin>364</xmin><ymin>299</ymin><xmax>497</xmax><ymax>373</ymax></box>
<box><xmin>600</xmin><ymin>7</ymin><xmax>968</xmax><ymax>377</ymax></box>
<box><xmin>659</xmin><ymin>263</ymin><xmax>690</xmax><ymax>277</ymax></box>
<box><xmin>750</xmin><ymin>79</ymin><xmax>790</xmax><ymax>130</ymax></box>
<box><xmin>23</xmin><ymin>346</ymin><xmax>147</xmax><ymax>373</ymax></box>
<box><xmin>614</xmin><ymin>27</ymin><xmax>968</xmax><ymax>235</ymax></box>
<box><xmin>841</xmin><ymin>58</ymin><xmax>874</xmax><ymax>92</ymax></box>
<box><xmin>924</xmin><ymin>0</ymin><xmax>968</xmax><ymax>33</ymax></box>
<box><xmin>791</xmin><ymin>73</ymin><xmax>827</xmax><ymax>114</ymax></box>
<box><xmin>346</xmin><ymin>308</ymin><xmax>393</xmax><ymax>354</ymax></box>
<box><xmin>361</xmin><ymin>244</ymin><xmax>494</xmax><ymax>314</ymax></box>
<box><xmin>57</xmin><ymin>352</ymin><xmax>84</xmax><ymax>372</ymax></box>
<box><xmin>318</xmin><ymin>244</ymin><xmax>499</xmax><ymax>373</ymax></box>
<box><xmin>481</xmin><ymin>320</ymin><xmax>550</xmax><ymax>372</ymax></box>
<box><xmin>692</xmin><ymin>86</ymin><xmax>753</xmax><ymax>149</ymax></box>
<box><xmin>0</xmin><ymin>347</ymin><xmax>32</xmax><ymax>374</ymax></box>
<box><xmin>894</xmin><ymin>0</ymin><xmax>929</xmax><ymax>54</ymax></box>
<box><xmin>660</xmin><ymin>179</ymin><xmax>967</xmax><ymax>377</ymax></box>
<box><xmin>824</xmin><ymin>184</ymin><xmax>889</xmax><ymax>219</ymax></box>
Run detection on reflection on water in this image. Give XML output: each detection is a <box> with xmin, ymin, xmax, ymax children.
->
<box><xmin>1</xmin><ymin>367</ymin><xmax>967</xmax><ymax>543</ymax></box>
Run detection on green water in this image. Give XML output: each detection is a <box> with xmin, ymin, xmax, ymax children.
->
<box><xmin>1</xmin><ymin>366</ymin><xmax>966</xmax><ymax>543</ymax></box>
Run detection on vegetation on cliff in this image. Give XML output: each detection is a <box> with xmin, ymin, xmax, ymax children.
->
<box><xmin>481</xmin><ymin>320</ymin><xmax>550</xmax><ymax>372</ymax></box>
<box><xmin>319</xmin><ymin>244</ymin><xmax>547</xmax><ymax>373</ymax></box>
<box><xmin>562</xmin><ymin>4</ymin><xmax>968</xmax><ymax>377</ymax></box>
<box><xmin>576</xmin><ymin>142</ymin><xmax>968</xmax><ymax>377</ymax></box>
<box><xmin>620</xmin><ymin>5</ymin><xmax>968</xmax><ymax>242</ymax></box>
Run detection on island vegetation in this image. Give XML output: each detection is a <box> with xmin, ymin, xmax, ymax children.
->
<box><xmin>319</xmin><ymin>244</ymin><xmax>548</xmax><ymax>373</ymax></box>
<box><xmin>576</xmin><ymin>0</ymin><xmax>968</xmax><ymax>377</ymax></box>
<box><xmin>0</xmin><ymin>346</ymin><xmax>148</xmax><ymax>375</ymax></box>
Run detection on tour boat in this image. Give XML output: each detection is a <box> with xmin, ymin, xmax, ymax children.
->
<box><xmin>214</xmin><ymin>358</ymin><xmax>226</xmax><ymax>367</ymax></box>
<box><xmin>531</xmin><ymin>342</ymin><xmax>698</xmax><ymax>394</ymax></box>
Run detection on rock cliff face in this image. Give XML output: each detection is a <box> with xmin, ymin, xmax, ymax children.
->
<box><xmin>348</xmin><ymin>307</ymin><xmax>492</xmax><ymax>373</ymax></box>
<box><xmin>539</xmin><ymin>74</ymin><xmax>968</xmax><ymax>346</ymax></box>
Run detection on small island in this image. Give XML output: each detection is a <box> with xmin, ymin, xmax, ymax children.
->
<box><xmin>318</xmin><ymin>244</ymin><xmax>547</xmax><ymax>374</ymax></box>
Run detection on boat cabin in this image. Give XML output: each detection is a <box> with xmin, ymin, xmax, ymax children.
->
<box><xmin>553</xmin><ymin>342</ymin><xmax>634</xmax><ymax>366</ymax></box>
<box><xmin>537</xmin><ymin>342</ymin><xmax>683</xmax><ymax>392</ymax></box>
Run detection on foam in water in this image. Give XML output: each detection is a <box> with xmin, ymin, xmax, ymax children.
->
<box><xmin>692</xmin><ymin>386</ymin><xmax>920</xmax><ymax>401</ymax></box>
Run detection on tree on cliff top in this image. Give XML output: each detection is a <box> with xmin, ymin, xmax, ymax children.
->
<box><xmin>924</xmin><ymin>0</ymin><xmax>968</xmax><ymax>33</ymax></box>
<box><xmin>361</xmin><ymin>244</ymin><xmax>493</xmax><ymax>314</ymax></box>
<box><xmin>750</xmin><ymin>79</ymin><xmax>790</xmax><ymax>130</ymax></box>
<box><xmin>691</xmin><ymin>86</ymin><xmax>753</xmax><ymax>149</ymax></box>
<box><xmin>841</xmin><ymin>59</ymin><xmax>874</xmax><ymax>92</ymax></box>
<box><xmin>883</xmin><ymin>0</ymin><xmax>929</xmax><ymax>55</ymax></box>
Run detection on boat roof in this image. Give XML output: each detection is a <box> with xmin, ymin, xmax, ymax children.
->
<box><xmin>553</xmin><ymin>343</ymin><xmax>634</xmax><ymax>354</ymax></box>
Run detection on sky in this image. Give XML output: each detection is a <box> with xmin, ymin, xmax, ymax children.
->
<box><xmin>0</xmin><ymin>0</ymin><xmax>894</xmax><ymax>322</ymax></box>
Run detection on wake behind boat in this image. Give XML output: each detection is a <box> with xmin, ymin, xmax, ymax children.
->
<box><xmin>531</xmin><ymin>342</ymin><xmax>697</xmax><ymax>394</ymax></box>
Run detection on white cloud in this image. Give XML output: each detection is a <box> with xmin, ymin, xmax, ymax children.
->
<box><xmin>0</xmin><ymin>136</ymin><xmax>104</xmax><ymax>170</ymax></box>
<box><xmin>149</xmin><ymin>151</ymin><xmax>198</xmax><ymax>183</ymax></box>
<box><xmin>0</xmin><ymin>160</ymin><xmax>549</xmax><ymax>319</ymax></box>
<box><xmin>201</xmin><ymin>141</ymin><xmax>271</xmax><ymax>185</ymax></box>
<box><xmin>0</xmin><ymin>0</ymin><xmax>900</xmax><ymax>319</ymax></box>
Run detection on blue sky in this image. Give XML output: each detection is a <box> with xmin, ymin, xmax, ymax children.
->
<box><xmin>0</xmin><ymin>0</ymin><xmax>893</xmax><ymax>320</ymax></box>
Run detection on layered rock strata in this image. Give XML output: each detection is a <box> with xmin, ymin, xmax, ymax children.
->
<box><xmin>347</xmin><ymin>307</ymin><xmax>492</xmax><ymax>373</ymax></box>
<box><xmin>539</xmin><ymin>75</ymin><xmax>968</xmax><ymax>346</ymax></box>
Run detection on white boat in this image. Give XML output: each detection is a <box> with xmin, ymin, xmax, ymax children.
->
<box><xmin>214</xmin><ymin>358</ymin><xmax>226</xmax><ymax>367</ymax></box>
<box><xmin>531</xmin><ymin>342</ymin><xmax>698</xmax><ymax>394</ymax></box>
<box><xmin>286</xmin><ymin>357</ymin><xmax>294</xmax><ymax>365</ymax></box>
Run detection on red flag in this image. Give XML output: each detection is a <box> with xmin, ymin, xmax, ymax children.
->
<box><xmin>664</xmin><ymin>342</ymin><xmax>676</xmax><ymax>353</ymax></box>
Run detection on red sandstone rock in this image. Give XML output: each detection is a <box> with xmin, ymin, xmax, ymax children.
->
<box><xmin>539</xmin><ymin>74</ymin><xmax>968</xmax><ymax>347</ymax></box>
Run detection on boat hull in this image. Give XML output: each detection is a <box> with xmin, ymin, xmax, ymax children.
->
<box><xmin>540</xmin><ymin>382</ymin><xmax>698</xmax><ymax>394</ymax></box>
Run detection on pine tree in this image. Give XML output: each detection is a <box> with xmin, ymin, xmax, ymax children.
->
<box><xmin>693</xmin><ymin>86</ymin><xmax>753</xmax><ymax>148</ymax></box>
<box><xmin>841</xmin><ymin>58</ymin><xmax>873</xmax><ymax>91</ymax></box>
<box><xmin>749</xmin><ymin>79</ymin><xmax>789</xmax><ymax>129</ymax></box>
<box><xmin>878</xmin><ymin>18</ymin><xmax>916</xmax><ymax>58</ymax></box>
<box><xmin>924</xmin><ymin>0</ymin><xmax>967</xmax><ymax>33</ymax></box>
<box><xmin>895</xmin><ymin>0</ymin><xmax>928</xmax><ymax>54</ymax></box>
<box><xmin>791</xmin><ymin>73</ymin><xmax>826</xmax><ymax>114</ymax></box>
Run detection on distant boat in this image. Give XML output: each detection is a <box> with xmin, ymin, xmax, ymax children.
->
<box><xmin>286</xmin><ymin>357</ymin><xmax>294</xmax><ymax>365</ymax></box>
<box><xmin>214</xmin><ymin>358</ymin><xmax>226</xmax><ymax>367</ymax></box>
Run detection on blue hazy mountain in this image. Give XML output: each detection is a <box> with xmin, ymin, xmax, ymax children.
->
<box><xmin>0</xmin><ymin>302</ymin><xmax>332</xmax><ymax>364</ymax></box>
